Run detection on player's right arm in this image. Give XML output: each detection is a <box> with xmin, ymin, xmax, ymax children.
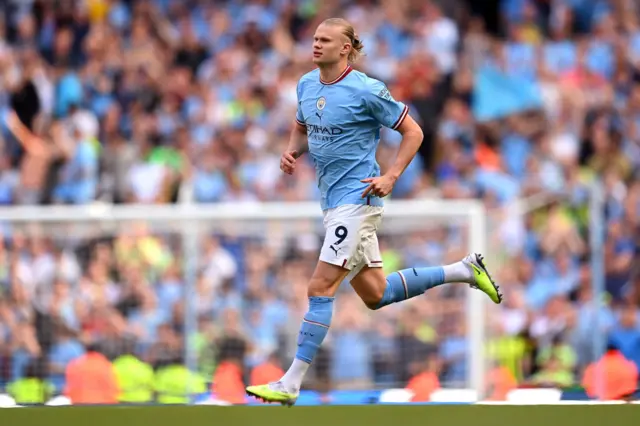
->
<box><xmin>281</xmin><ymin>81</ymin><xmax>309</xmax><ymax>175</ymax></box>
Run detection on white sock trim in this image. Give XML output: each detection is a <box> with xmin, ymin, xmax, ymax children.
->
<box><xmin>280</xmin><ymin>358</ymin><xmax>310</xmax><ymax>392</ymax></box>
<box><xmin>442</xmin><ymin>261</ymin><xmax>473</xmax><ymax>283</ymax></box>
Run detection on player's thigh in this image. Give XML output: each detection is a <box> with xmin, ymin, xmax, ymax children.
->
<box><xmin>347</xmin><ymin>212</ymin><xmax>387</xmax><ymax>308</ymax></box>
<box><xmin>312</xmin><ymin>207</ymin><xmax>362</xmax><ymax>297</ymax></box>
<box><xmin>350</xmin><ymin>266</ymin><xmax>387</xmax><ymax>307</ymax></box>
<box><xmin>350</xmin><ymin>234</ymin><xmax>387</xmax><ymax>309</ymax></box>
<box><xmin>313</xmin><ymin>205</ymin><xmax>373</xmax><ymax>297</ymax></box>
<box><xmin>319</xmin><ymin>206</ymin><xmax>363</xmax><ymax>269</ymax></box>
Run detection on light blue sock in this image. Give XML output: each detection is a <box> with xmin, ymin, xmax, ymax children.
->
<box><xmin>295</xmin><ymin>296</ymin><xmax>334</xmax><ymax>364</ymax></box>
<box><xmin>375</xmin><ymin>267</ymin><xmax>446</xmax><ymax>309</ymax></box>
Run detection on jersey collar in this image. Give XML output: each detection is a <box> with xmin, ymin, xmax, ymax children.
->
<box><xmin>319</xmin><ymin>65</ymin><xmax>353</xmax><ymax>85</ymax></box>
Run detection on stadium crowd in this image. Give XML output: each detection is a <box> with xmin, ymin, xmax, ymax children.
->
<box><xmin>0</xmin><ymin>0</ymin><xmax>639</xmax><ymax>404</ymax></box>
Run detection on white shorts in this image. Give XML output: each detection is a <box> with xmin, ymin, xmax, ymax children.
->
<box><xmin>319</xmin><ymin>204</ymin><xmax>384</xmax><ymax>275</ymax></box>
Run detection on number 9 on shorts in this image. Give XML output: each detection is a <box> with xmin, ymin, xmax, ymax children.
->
<box><xmin>319</xmin><ymin>204</ymin><xmax>384</xmax><ymax>271</ymax></box>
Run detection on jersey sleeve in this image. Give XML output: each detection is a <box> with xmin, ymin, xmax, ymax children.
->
<box><xmin>295</xmin><ymin>81</ymin><xmax>305</xmax><ymax>126</ymax></box>
<box><xmin>363</xmin><ymin>78</ymin><xmax>409</xmax><ymax>130</ymax></box>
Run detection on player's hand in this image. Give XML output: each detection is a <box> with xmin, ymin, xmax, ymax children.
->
<box><xmin>280</xmin><ymin>150</ymin><xmax>298</xmax><ymax>175</ymax></box>
<box><xmin>361</xmin><ymin>174</ymin><xmax>397</xmax><ymax>198</ymax></box>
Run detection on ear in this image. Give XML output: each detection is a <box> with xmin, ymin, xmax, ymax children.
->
<box><xmin>341</xmin><ymin>42</ymin><xmax>351</xmax><ymax>57</ymax></box>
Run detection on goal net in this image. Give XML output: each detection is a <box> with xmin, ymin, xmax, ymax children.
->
<box><xmin>0</xmin><ymin>199</ymin><xmax>488</xmax><ymax>404</ymax></box>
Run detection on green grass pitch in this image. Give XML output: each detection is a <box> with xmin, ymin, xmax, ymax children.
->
<box><xmin>1</xmin><ymin>405</ymin><xmax>639</xmax><ymax>426</ymax></box>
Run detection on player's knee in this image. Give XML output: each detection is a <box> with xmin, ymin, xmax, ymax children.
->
<box><xmin>364</xmin><ymin>292</ymin><xmax>385</xmax><ymax>310</ymax></box>
<box><xmin>365</xmin><ymin>300</ymin><xmax>380</xmax><ymax>310</ymax></box>
<box><xmin>351</xmin><ymin>269</ymin><xmax>386</xmax><ymax>309</ymax></box>
<box><xmin>360</xmin><ymin>285</ymin><xmax>385</xmax><ymax>310</ymax></box>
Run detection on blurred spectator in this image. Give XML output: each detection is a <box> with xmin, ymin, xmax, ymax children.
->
<box><xmin>113</xmin><ymin>339</ymin><xmax>154</xmax><ymax>404</ymax></box>
<box><xmin>250</xmin><ymin>352</ymin><xmax>284</xmax><ymax>387</ymax></box>
<box><xmin>211</xmin><ymin>333</ymin><xmax>247</xmax><ymax>405</ymax></box>
<box><xmin>154</xmin><ymin>354</ymin><xmax>207</xmax><ymax>404</ymax></box>
<box><xmin>6</xmin><ymin>358</ymin><xmax>53</xmax><ymax>405</ymax></box>
<box><xmin>582</xmin><ymin>340</ymin><xmax>639</xmax><ymax>401</ymax></box>
<box><xmin>52</xmin><ymin>110</ymin><xmax>99</xmax><ymax>204</ymax></box>
<box><xmin>486</xmin><ymin>319</ymin><xmax>529</xmax><ymax>383</ymax></box>
<box><xmin>47</xmin><ymin>325</ymin><xmax>84</xmax><ymax>392</ymax></box>
<box><xmin>440</xmin><ymin>320</ymin><xmax>467</xmax><ymax>385</ymax></box>
<box><xmin>330</xmin><ymin>294</ymin><xmax>373</xmax><ymax>389</ymax></box>
<box><xmin>530</xmin><ymin>355</ymin><xmax>573</xmax><ymax>388</ymax></box>
<box><xmin>147</xmin><ymin>323</ymin><xmax>181</xmax><ymax>368</ymax></box>
<box><xmin>64</xmin><ymin>342</ymin><xmax>118</xmax><ymax>404</ymax></box>
<box><xmin>9</xmin><ymin>322</ymin><xmax>41</xmax><ymax>383</ymax></box>
<box><xmin>406</xmin><ymin>353</ymin><xmax>441</xmax><ymax>402</ymax></box>
<box><xmin>485</xmin><ymin>364</ymin><xmax>517</xmax><ymax>401</ymax></box>
<box><xmin>609</xmin><ymin>305</ymin><xmax>640</xmax><ymax>370</ymax></box>
<box><xmin>536</xmin><ymin>334</ymin><xmax>577</xmax><ymax>377</ymax></box>
<box><xmin>395</xmin><ymin>305</ymin><xmax>438</xmax><ymax>386</ymax></box>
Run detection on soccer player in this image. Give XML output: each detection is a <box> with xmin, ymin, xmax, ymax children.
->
<box><xmin>246</xmin><ymin>18</ymin><xmax>502</xmax><ymax>406</ymax></box>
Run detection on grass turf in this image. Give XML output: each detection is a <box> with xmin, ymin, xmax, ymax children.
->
<box><xmin>2</xmin><ymin>404</ymin><xmax>640</xmax><ymax>426</ymax></box>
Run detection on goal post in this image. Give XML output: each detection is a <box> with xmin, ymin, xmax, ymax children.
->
<box><xmin>0</xmin><ymin>199</ymin><xmax>487</xmax><ymax>398</ymax></box>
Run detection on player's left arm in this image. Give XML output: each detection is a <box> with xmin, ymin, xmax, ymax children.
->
<box><xmin>361</xmin><ymin>80</ymin><xmax>424</xmax><ymax>198</ymax></box>
<box><xmin>384</xmin><ymin>114</ymin><xmax>424</xmax><ymax>182</ymax></box>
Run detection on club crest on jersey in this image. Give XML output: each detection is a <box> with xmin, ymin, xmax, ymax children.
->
<box><xmin>316</xmin><ymin>97</ymin><xmax>326</xmax><ymax>110</ymax></box>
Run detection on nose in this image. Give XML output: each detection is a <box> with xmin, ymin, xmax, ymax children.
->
<box><xmin>313</xmin><ymin>41</ymin><xmax>321</xmax><ymax>50</ymax></box>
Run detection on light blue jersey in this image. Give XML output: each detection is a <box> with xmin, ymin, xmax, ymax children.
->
<box><xmin>295</xmin><ymin>65</ymin><xmax>408</xmax><ymax>210</ymax></box>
